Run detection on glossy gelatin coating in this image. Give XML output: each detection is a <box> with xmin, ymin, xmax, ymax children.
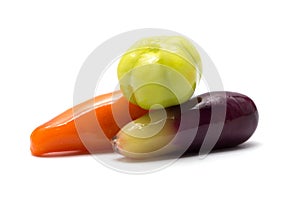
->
<box><xmin>117</xmin><ymin>36</ymin><xmax>202</xmax><ymax>110</ymax></box>
<box><xmin>30</xmin><ymin>91</ymin><xmax>147</xmax><ymax>156</ymax></box>
<box><xmin>112</xmin><ymin>92</ymin><xmax>259</xmax><ymax>159</ymax></box>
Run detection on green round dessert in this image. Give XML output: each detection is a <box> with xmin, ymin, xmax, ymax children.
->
<box><xmin>117</xmin><ymin>36</ymin><xmax>202</xmax><ymax>110</ymax></box>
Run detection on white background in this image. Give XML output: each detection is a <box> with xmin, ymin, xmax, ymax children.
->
<box><xmin>1</xmin><ymin>0</ymin><xmax>299</xmax><ymax>199</ymax></box>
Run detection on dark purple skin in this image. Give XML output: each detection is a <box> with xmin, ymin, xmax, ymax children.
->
<box><xmin>167</xmin><ymin>91</ymin><xmax>259</xmax><ymax>156</ymax></box>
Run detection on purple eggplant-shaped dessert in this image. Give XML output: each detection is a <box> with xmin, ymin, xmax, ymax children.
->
<box><xmin>112</xmin><ymin>92</ymin><xmax>259</xmax><ymax>159</ymax></box>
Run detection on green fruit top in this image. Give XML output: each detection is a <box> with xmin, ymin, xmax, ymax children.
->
<box><xmin>117</xmin><ymin>36</ymin><xmax>202</xmax><ymax>110</ymax></box>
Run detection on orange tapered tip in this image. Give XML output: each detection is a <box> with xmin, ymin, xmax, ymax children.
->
<box><xmin>30</xmin><ymin>91</ymin><xmax>148</xmax><ymax>157</ymax></box>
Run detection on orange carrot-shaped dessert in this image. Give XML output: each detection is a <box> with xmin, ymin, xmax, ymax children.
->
<box><xmin>30</xmin><ymin>91</ymin><xmax>147</xmax><ymax>156</ymax></box>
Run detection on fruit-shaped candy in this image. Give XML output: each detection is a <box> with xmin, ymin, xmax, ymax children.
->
<box><xmin>117</xmin><ymin>36</ymin><xmax>202</xmax><ymax>110</ymax></box>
